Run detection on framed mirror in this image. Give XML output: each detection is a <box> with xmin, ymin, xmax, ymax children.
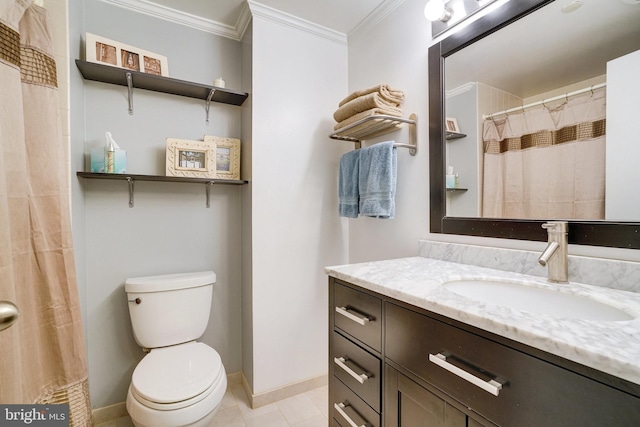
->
<box><xmin>429</xmin><ymin>0</ymin><xmax>640</xmax><ymax>249</ymax></box>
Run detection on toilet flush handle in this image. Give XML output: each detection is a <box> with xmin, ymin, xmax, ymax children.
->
<box><xmin>128</xmin><ymin>298</ymin><xmax>142</xmax><ymax>304</ymax></box>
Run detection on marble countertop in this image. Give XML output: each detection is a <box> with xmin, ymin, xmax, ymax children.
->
<box><xmin>325</xmin><ymin>257</ymin><xmax>640</xmax><ymax>385</ymax></box>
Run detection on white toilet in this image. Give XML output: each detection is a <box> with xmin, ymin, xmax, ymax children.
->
<box><xmin>124</xmin><ymin>271</ymin><xmax>227</xmax><ymax>427</ymax></box>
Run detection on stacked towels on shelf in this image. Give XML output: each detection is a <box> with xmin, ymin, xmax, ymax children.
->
<box><xmin>339</xmin><ymin>141</ymin><xmax>397</xmax><ymax>219</ymax></box>
<box><xmin>333</xmin><ymin>84</ymin><xmax>405</xmax><ymax>132</ymax></box>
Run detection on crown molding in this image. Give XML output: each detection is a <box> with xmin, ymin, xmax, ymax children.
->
<box><xmin>447</xmin><ymin>82</ymin><xmax>476</xmax><ymax>98</ymax></box>
<box><xmin>247</xmin><ymin>1</ymin><xmax>347</xmax><ymax>45</ymax></box>
<box><xmin>349</xmin><ymin>0</ymin><xmax>406</xmax><ymax>38</ymax></box>
<box><xmin>98</xmin><ymin>0</ymin><xmax>248</xmax><ymax>41</ymax></box>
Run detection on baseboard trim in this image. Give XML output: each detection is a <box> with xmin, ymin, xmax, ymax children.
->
<box><xmin>242</xmin><ymin>373</ymin><xmax>328</xmax><ymax>409</ymax></box>
<box><xmin>92</xmin><ymin>401</ymin><xmax>127</xmax><ymax>425</ymax></box>
<box><xmin>92</xmin><ymin>371</ymin><xmax>245</xmax><ymax>425</ymax></box>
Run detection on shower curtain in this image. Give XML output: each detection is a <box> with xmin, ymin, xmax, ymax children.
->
<box><xmin>0</xmin><ymin>1</ymin><xmax>92</xmax><ymax>425</ymax></box>
<box><xmin>482</xmin><ymin>90</ymin><xmax>606</xmax><ymax>219</ymax></box>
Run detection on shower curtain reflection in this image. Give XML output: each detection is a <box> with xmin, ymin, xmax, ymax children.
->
<box><xmin>0</xmin><ymin>1</ymin><xmax>92</xmax><ymax>424</ymax></box>
<box><xmin>481</xmin><ymin>91</ymin><xmax>606</xmax><ymax>220</ymax></box>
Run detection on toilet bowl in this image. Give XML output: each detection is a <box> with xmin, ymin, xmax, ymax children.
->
<box><xmin>126</xmin><ymin>342</ymin><xmax>227</xmax><ymax>427</ymax></box>
<box><xmin>124</xmin><ymin>271</ymin><xmax>226</xmax><ymax>427</ymax></box>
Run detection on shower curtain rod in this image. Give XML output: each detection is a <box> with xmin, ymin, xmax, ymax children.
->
<box><xmin>483</xmin><ymin>82</ymin><xmax>606</xmax><ymax>120</ymax></box>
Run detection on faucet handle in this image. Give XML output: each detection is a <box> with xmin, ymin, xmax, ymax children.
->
<box><xmin>542</xmin><ymin>221</ymin><xmax>568</xmax><ymax>232</ymax></box>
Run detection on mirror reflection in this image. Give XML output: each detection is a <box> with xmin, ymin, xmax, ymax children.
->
<box><xmin>444</xmin><ymin>0</ymin><xmax>640</xmax><ymax>221</ymax></box>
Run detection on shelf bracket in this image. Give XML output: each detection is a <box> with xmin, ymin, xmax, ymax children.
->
<box><xmin>126</xmin><ymin>72</ymin><xmax>134</xmax><ymax>115</ymax></box>
<box><xmin>127</xmin><ymin>177</ymin><xmax>134</xmax><ymax>208</ymax></box>
<box><xmin>205</xmin><ymin>89</ymin><xmax>216</xmax><ymax>125</ymax></box>
<box><xmin>206</xmin><ymin>181</ymin><xmax>215</xmax><ymax>208</ymax></box>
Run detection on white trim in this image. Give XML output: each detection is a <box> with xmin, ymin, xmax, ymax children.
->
<box><xmin>349</xmin><ymin>0</ymin><xmax>407</xmax><ymax>38</ymax></box>
<box><xmin>242</xmin><ymin>373</ymin><xmax>328</xmax><ymax>409</ymax></box>
<box><xmin>447</xmin><ymin>82</ymin><xmax>476</xmax><ymax>98</ymax></box>
<box><xmin>99</xmin><ymin>0</ymin><xmax>246</xmax><ymax>41</ymax></box>
<box><xmin>247</xmin><ymin>0</ymin><xmax>347</xmax><ymax>45</ymax></box>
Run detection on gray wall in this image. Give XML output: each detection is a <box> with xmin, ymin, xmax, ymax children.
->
<box><xmin>73</xmin><ymin>0</ymin><xmax>245</xmax><ymax>408</ymax></box>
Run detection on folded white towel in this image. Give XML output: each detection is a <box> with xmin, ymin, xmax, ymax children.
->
<box><xmin>338</xmin><ymin>84</ymin><xmax>404</xmax><ymax>107</ymax></box>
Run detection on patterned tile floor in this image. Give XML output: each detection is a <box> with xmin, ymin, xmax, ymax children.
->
<box><xmin>95</xmin><ymin>383</ymin><xmax>328</xmax><ymax>427</ymax></box>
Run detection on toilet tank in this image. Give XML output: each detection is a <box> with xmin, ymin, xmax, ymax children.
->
<box><xmin>125</xmin><ymin>271</ymin><xmax>216</xmax><ymax>349</ymax></box>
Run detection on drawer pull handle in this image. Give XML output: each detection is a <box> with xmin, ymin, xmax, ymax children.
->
<box><xmin>334</xmin><ymin>402</ymin><xmax>366</xmax><ymax>427</ymax></box>
<box><xmin>429</xmin><ymin>353</ymin><xmax>503</xmax><ymax>396</ymax></box>
<box><xmin>334</xmin><ymin>356</ymin><xmax>370</xmax><ymax>384</ymax></box>
<box><xmin>336</xmin><ymin>306</ymin><xmax>370</xmax><ymax>325</ymax></box>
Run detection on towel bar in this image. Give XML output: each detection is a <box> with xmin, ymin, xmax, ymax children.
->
<box><xmin>330</xmin><ymin>113</ymin><xmax>417</xmax><ymax>156</ymax></box>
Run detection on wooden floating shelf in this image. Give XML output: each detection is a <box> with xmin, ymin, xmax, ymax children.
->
<box><xmin>77</xmin><ymin>172</ymin><xmax>248</xmax><ymax>208</ymax></box>
<box><xmin>75</xmin><ymin>60</ymin><xmax>248</xmax><ymax>106</ymax></box>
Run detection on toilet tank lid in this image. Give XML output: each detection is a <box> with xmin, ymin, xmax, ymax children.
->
<box><xmin>125</xmin><ymin>271</ymin><xmax>216</xmax><ymax>293</ymax></box>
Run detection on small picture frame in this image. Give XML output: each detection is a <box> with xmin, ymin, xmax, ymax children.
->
<box><xmin>85</xmin><ymin>33</ymin><xmax>169</xmax><ymax>77</ymax></box>
<box><xmin>166</xmin><ymin>138</ymin><xmax>216</xmax><ymax>178</ymax></box>
<box><xmin>445</xmin><ymin>117</ymin><xmax>460</xmax><ymax>133</ymax></box>
<box><xmin>204</xmin><ymin>135</ymin><xmax>241</xmax><ymax>180</ymax></box>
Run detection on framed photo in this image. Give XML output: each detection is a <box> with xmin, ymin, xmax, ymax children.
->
<box><xmin>166</xmin><ymin>138</ymin><xmax>216</xmax><ymax>178</ymax></box>
<box><xmin>204</xmin><ymin>136</ymin><xmax>241</xmax><ymax>180</ymax></box>
<box><xmin>85</xmin><ymin>33</ymin><xmax>169</xmax><ymax>77</ymax></box>
<box><xmin>445</xmin><ymin>117</ymin><xmax>460</xmax><ymax>133</ymax></box>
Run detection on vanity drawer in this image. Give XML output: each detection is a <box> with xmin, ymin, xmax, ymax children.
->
<box><xmin>385</xmin><ymin>302</ymin><xmax>640</xmax><ymax>426</ymax></box>
<box><xmin>334</xmin><ymin>282</ymin><xmax>382</xmax><ymax>352</ymax></box>
<box><xmin>332</xmin><ymin>331</ymin><xmax>381</xmax><ymax>412</ymax></box>
<box><xmin>332</xmin><ymin>374</ymin><xmax>380</xmax><ymax>427</ymax></box>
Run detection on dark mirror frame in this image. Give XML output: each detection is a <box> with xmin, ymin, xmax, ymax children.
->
<box><xmin>428</xmin><ymin>0</ymin><xmax>640</xmax><ymax>250</ymax></box>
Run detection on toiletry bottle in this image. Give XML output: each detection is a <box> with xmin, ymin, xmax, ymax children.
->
<box><xmin>105</xmin><ymin>132</ymin><xmax>116</xmax><ymax>173</ymax></box>
<box><xmin>455</xmin><ymin>173</ymin><xmax>459</xmax><ymax>188</ymax></box>
<box><xmin>446</xmin><ymin>166</ymin><xmax>456</xmax><ymax>189</ymax></box>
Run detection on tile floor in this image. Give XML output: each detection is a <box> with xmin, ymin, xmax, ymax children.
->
<box><xmin>95</xmin><ymin>383</ymin><xmax>329</xmax><ymax>427</ymax></box>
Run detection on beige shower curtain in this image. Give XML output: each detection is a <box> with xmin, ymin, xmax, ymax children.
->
<box><xmin>482</xmin><ymin>91</ymin><xmax>606</xmax><ymax>219</ymax></box>
<box><xmin>0</xmin><ymin>1</ymin><xmax>92</xmax><ymax>425</ymax></box>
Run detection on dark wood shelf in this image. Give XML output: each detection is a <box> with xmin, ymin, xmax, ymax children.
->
<box><xmin>75</xmin><ymin>60</ymin><xmax>248</xmax><ymax>106</ymax></box>
<box><xmin>77</xmin><ymin>171</ymin><xmax>247</xmax><ymax>185</ymax></box>
<box><xmin>77</xmin><ymin>172</ymin><xmax>247</xmax><ymax>208</ymax></box>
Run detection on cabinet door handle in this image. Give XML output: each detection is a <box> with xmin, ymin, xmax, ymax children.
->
<box><xmin>336</xmin><ymin>306</ymin><xmax>370</xmax><ymax>325</ymax></box>
<box><xmin>429</xmin><ymin>353</ymin><xmax>503</xmax><ymax>396</ymax></box>
<box><xmin>334</xmin><ymin>356</ymin><xmax>370</xmax><ymax>384</ymax></box>
<box><xmin>334</xmin><ymin>402</ymin><xmax>366</xmax><ymax>427</ymax></box>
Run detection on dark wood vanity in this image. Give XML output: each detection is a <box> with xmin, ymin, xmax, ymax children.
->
<box><xmin>329</xmin><ymin>277</ymin><xmax>640</xmax><ymax>426</ymax></box>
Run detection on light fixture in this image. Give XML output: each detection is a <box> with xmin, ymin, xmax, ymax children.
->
<box><xmin>561</xmin><ymin>0</ymin><xmax>583</xmax><ymax>13</ymax></box>
<box><xmin>424</xmin><ymin>0</ymin><xmax>452</xmax><ymax>22</ymax></box>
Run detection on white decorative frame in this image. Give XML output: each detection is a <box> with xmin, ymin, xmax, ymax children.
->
<box><xmin>445</xmin><ymin>117</ymin><xmax>460</xmax><ymax>133</ymax></box>
<box><xmin>204</xmin><ymin>136</ymin><xmax>241</xmax><ymax>180</ymax></box>
<box><xmin>166</xmin><ymin>138</ymin><xmax>216</xmax><ymax>178</ymax></box>
<box><xmin>85</xmin><ymin>33</ymin><xmax>169</xmax><ymax>77</ymax></box>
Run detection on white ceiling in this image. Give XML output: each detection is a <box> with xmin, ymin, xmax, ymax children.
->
<box><xmin>446</xmin><ymin>0</ymin><xmax>640</xmax><ymax>98</ymax></box>
<box><xmin>142</xmin><ymin>0</ymin><xmax>391</xmax><ymax>35</ymax></box>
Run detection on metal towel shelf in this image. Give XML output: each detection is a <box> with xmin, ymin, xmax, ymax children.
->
<box><xmin>330</xmin><ymin>113</ymin><xmax>418</xmax><ymax>156</ymax></box>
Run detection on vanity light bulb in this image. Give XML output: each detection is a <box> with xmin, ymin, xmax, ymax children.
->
<box><xmin>424</xmin><ymin>0</ymin><xmax>451</xmax><ymax>22</ymax></box>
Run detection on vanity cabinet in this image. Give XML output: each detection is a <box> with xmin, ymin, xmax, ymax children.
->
<box><xmin>328</xmin><ymin>277</ymin><xmax>640</xmax><ymax>427</ymax></box>
<box><xmin>330</xmin><ymin>280</ymin><xmax>382</xmax><ymax>427</ymax></box>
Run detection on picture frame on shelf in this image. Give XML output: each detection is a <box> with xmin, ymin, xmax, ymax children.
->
<box><xmin>166</xmin><ymin>138</ymin><xmax>216</xmax><ymax>178</ymax></box>
<box><xmin>445</xmin><ymin>117</ymin><xmax>460</xmax><ymax>133</ymax></box>
<box><xmin>85</xmin><ymin>33</ymin><xmax>169</xmax><ymax>76</ymax></box>
<box><xmin>204</xmin><ymin>135</ymin><xmax>241</xmax><ymax>180</ymax></box>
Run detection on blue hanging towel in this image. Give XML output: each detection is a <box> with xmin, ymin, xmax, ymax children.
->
<box><xmin>358</xmin><ymin>141</ymin><xmax>397</xmax><ymax>219</ymax></box>
<box><xmin>338</xmin><ymin>149</ymin><xmax>360</xmax><ymax>218</ymax></box>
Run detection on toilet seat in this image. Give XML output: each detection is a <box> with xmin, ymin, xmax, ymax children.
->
<box><xmin>131</xmin><ymin>341</ymin><xmax>223</xmax><ymax>410</ymax></box>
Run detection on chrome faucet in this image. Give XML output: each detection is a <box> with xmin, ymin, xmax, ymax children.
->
<box><xmin>538</xmin><ymin>221</ymin><xmax>568</xmax><ymax>283</ymax></box>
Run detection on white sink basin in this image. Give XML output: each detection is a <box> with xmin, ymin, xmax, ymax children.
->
<box><xmin>443</xmin><ymin>280</ymin><xmax>634</xmax><ymax>321</ymax></box>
